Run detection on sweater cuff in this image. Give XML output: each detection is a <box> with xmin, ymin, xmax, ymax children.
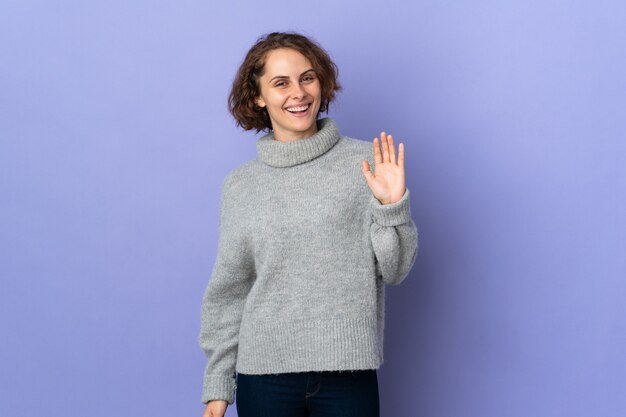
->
<box><xmin>201</xmin><ymin>374</ymin><xmax>236</xmax><ymax>405</ymax></box>
<box><xmin>369</xmin><ymin>188</ymin><xmax>412</xmax><ymax>226</ymax></box>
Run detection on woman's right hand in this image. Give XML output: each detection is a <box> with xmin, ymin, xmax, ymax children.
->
<box><xmin>202</xmin><ymin>399</ymin><xmax>228</xmax><ymax>417</ymax></box>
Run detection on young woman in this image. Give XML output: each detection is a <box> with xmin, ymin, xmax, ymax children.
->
<box><xmin>199</xmin><ymin>32</ymin><xmax>418</xmax><ymax>417</ymax></box>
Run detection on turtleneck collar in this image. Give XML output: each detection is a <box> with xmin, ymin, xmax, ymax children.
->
<box><xmin>256</xmin><ymin>118</ymin><xmax>341</xmax><ymax>168</ymax></box>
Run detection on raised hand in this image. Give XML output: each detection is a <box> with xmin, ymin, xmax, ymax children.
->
<box><xmin>361</xmin><ymin>132</ymin><xmax>406</xmax><ymax>205</ymax></box>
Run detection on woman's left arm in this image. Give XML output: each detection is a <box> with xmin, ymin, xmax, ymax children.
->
<box><xmin>362</xmin><ymin>132</ymin><xmax>419</xmax><ymax>285</ymax></box>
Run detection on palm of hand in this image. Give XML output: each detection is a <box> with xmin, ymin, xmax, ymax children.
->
<box><xmin>361</xmin><ymin>131</ymin><xmax>406</xmax><ymax>205</ymax></box>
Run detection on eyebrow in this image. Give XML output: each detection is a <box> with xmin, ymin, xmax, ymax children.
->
<box><xmin>269</xmin><ymin>69</ymin><xmax>315</xmax><ymax>83</ymax></box>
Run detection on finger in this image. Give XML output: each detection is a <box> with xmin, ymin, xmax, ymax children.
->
<box><xmin>381</xmin><ymin>132</ymin><xmax>390</xmax><ymax>163</ymax></box>
<box><xmin>372</xmin><ymin>137</ymin><xmax>382</xmax><ymax>165</ymax></box>
<box><xmin>398</xmin><ymin>142</ymin><xmax>405</xmax><ymax>170</ymax></box>
<box><xmin>387</xmin><ymin>134</ymin><xmax>397</xmax><ymax>164</ymax></box>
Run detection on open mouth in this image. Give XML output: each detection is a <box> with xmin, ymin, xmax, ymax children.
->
<box><xmin>285</xmin><ymin>103</ymin><xmax>311</xmax><ymax>115</ymax></box>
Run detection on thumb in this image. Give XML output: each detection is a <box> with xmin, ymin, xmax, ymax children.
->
<box><xmin>361</xmin><ymin>160</ymin><xmax>375</xmax><ymax>183</ymax></box>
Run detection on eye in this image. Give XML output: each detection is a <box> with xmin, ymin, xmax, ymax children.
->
<box><xmin>302</xmin><ymin>74</ymin><xmax>316</xmax><ymax>83</ymax></box>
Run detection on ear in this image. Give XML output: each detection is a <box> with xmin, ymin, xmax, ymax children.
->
<box><xmin>255</xmin><ymin>96</ymin><xmax>266</xmax><ymax>108</ymax></box>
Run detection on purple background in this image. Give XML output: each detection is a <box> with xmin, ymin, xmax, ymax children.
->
<box><xmin>1</xmin><ymin>1</ymin><xmax>625</xmax><ymax>416</ymax></box>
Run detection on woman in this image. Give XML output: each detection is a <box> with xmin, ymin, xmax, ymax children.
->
<box><xmin>199</xmin><ymin>32</ymin><xmax>418</xmax><ymax>417</ymax></box>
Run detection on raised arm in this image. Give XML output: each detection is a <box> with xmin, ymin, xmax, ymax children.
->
<box><xmin>362</xmin><ymin>132</ymin><xmax>418</xmax><ymax>285</ymax></box>
<box><xmin>369</xmin><ymin>188</ymin><xmax>418</xmax><ymax>285</ymax></box>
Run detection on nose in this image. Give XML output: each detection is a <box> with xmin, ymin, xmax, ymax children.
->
<box><xmin>291</xmin><ymin>82</ymin><xmax>306</xmax><ymax>99</ymax></box>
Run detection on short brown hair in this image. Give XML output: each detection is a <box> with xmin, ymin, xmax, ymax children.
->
<box><xmin>228</xmin><ymin>32</ymin><xmax>342</xmax><ymax>133</ymax></box>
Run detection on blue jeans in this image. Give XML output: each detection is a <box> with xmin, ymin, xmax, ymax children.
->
<box><xmin>235</xmin><ymin>369</ymin><xmax>380</xmax><ymax>417</ymax></box>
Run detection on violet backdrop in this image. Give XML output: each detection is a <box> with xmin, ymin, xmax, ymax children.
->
<box><xmin>1</xmin><ymin>1</ymin><xmax>625</xmax><ymax>416</ymax></box>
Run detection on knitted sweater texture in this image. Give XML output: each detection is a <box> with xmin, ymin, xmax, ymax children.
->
<box><xmin>198</xmin><ymin>118</ymin><xmax>418</xmax><ymax>404</ymax></box>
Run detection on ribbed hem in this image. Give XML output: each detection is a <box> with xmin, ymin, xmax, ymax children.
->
<box><xmin>370</xmin><ymin>188</ymin><xmax>412</xmax><ymax>226</ymax></box>
<box><xmin>236</xmin><ymin>316</ymin><xmax>383</xmax><ymax>375</ymax></box>
<box><xmin>201</xmin><ymin>375</ymin><xmax>236</xmax><ymax>405</ymax></box>
<box><xmin>256</xmin><ymin>118</ymin><xmax>341</xmax><ymax>167</ymax></box>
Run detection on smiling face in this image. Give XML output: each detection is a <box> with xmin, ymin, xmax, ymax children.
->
<box><xmin>255</xmin><ymin>48</ymin><xmax>322</xmax><ymax>141</ymax></box>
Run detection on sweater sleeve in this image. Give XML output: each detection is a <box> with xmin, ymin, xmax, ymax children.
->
<box><xmin>369</xmin><ymin>187</ymin><xmax>418</xmax><ymax>285</ymax></box>
<box><xmin>198</xmin><ymin>173</ymin><xmax>255</xmax><ymax>405</ymax></box>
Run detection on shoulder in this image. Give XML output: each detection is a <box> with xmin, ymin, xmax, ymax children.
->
<box><xmin>340</xmin><ymin>135</ymin><xmax>371</xmax><ymax>151</ymax></box>
<box><xmin>219</xmin><ymin>160</ymin><xmax>258</xmax><ymax>203</ymax></box>
<box><xmin>337</xmin><ymin>135</ymin><xmax>375</xmax><ymax>165</ymax></box>
<box><xmin>215</xmin><ymin>162</ymin><xmax>260</xmax><ymax>226</ymax></box>
<box><xmin>223</xmin><ymin>160</ymin><xmax>255</xmax><ymax>186</ymax></box>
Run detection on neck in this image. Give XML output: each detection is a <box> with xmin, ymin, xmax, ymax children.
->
<box><xmin>256</xmin><ymin>118</ymin><xmax>341</xmax><ymax>168</ymax></box>
<box><xmin>273</xmin><ymin>125</ymin><xmax>319</xmax><ymax>142</ymax></box>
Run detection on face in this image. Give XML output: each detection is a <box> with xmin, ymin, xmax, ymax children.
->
<box><xmin>255</xmin><ymin>48</ymin><xmax>322</xmax><ymax>141</ymax></box>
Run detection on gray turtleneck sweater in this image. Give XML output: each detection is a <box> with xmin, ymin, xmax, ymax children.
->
<box><xmin>199</xmin><ymin>118</ymin><xmax>418</xmax><ymax>404</ymax></box>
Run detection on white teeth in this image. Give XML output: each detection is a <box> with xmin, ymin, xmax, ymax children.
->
<box><xmin>286</xmin><ymin>104</ymin><xmax>310</xmax><ymax>113</ymax></box>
